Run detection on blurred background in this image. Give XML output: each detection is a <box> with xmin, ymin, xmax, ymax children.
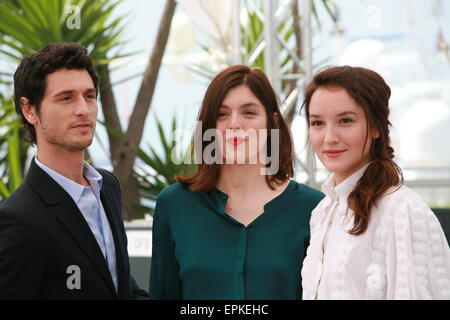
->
<box><xmin>1</xmin><ymin>0</ymin><xmax>449</xmax><ymax>291</ymax></box>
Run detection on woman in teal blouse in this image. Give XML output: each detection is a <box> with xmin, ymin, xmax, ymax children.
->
<box><xmin>149</xmin><ymin>65</ymin><xmax>324</xmax><ymax>300</ymax></box>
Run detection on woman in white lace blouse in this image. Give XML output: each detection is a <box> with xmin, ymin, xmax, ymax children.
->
<box><xmin>301</xmin><ymin>66</ymin><xmax>450</xmax><ymax>300</ymax></box>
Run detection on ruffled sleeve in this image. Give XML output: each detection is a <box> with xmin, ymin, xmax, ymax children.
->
<box><xmin>385</xmin><ymin>192</ymin><xmax>450</xmax><ymax>299</ymax></box>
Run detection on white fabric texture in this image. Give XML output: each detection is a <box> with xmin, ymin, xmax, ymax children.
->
<box><xmin>302</xmin><ymin>165</ymin><xmax>450</xmax><ymax>300</ymax></box>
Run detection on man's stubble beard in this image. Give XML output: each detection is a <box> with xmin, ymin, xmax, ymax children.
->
<box><xmin>40</xmin><ymin>122</ymin><xmax>94</xmax><ymax>152</ymax></box>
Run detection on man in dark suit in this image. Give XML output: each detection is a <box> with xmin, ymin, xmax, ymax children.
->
<box><xmin>0</xmin><ymin>42</ymin><xmax>148</xmax><ymax>299</ymax></box>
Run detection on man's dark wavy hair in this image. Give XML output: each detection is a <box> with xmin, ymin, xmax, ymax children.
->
<box><xmin>13</xmin><ymin>42</ymin><xmax>99</xmax><ymax>144</ymax></box>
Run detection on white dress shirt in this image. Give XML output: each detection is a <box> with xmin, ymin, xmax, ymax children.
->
<box><xmin>302</xmin><ymin>165</ymin><xmax>450</xmax><ymax>299</ymax></box>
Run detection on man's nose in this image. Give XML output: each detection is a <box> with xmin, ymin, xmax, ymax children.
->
<box><xmin>74</xmin><ymin>97</ymin><xmax>91</xmax><ymax>116</ymax></box>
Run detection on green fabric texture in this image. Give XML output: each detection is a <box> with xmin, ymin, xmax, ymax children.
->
<box><xmin>149</xmin><ymin>180</ymin><xmax>324</xmax><ymax>300</ymax></box>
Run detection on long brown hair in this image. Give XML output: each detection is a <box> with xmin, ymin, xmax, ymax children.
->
<box><xmin>303</xmin><ymin>65</ymin><xmax>403</xmax><ymax>235</ymax></box>
<box><xmin>177</xmin><ymin>65</ymin><xmax>294</xmax><ymax>191</ymax></box>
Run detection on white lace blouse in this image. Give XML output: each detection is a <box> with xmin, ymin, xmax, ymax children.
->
<box><xmin>301</xmin><ymin>165</ymin><xmax>450</xmax><ymax>300</ymax></box>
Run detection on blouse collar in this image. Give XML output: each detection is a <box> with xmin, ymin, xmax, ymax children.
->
<box><xmin>205</xmin><ymin>180</ymin><xmax>297</xmax><ymax>226</ymax></box>
<box><xmin>321</xmin><ymin>163</ymin><xmax>371</xmax><ymax>202</ymax></box>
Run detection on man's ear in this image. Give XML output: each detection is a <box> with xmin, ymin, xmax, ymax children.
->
<box><xmin>20</xmin><ymin>97</ymin><xmax>39</xmax><ymax>125</ymax></box>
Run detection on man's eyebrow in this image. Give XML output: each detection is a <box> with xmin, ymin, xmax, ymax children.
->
<box><xmin>53</xmin><ymin>90</ymin><xmax>74</xmax><ymax>97</ymax></box>
<box><xmin>53</xmin><ymin>88</ymin><xmax>97</xmax><ymax>97</ymax></box>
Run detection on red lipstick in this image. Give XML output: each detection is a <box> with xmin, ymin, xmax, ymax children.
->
<box><xmin>324</xmin><ymin>150</ymin><xmax>346</xmax><ymax>158</ymax></box>
<box><xmin>227</xmin><ymin>137</ymin><xmax>245</xmax><ymax>146</ymax></box>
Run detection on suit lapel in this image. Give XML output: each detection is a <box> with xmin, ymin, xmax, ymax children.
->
<box><xmin>100</xmin><ymin>186</ymin><xmax>127</xmax><ymax>298</ymax></box>
<box><xmin>26</xmin><ymin>159</ymin><xmax>117</xmax><ymax>297</ymax></box>
<box><xmin>55</xmin><ymin>200</ymin><xmax>117</xmax><ymax>296</ymax></box>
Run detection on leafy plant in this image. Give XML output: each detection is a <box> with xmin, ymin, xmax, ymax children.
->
<box><xmin>189</xmin><ymin>0</ymin><xmax>338</xmax><ymax>85</ymax></box>
<box><xmin>0</xmin><ymin>0</ymin><xmax>132</xmax><ymax>66</ymax></box>
<box><xmin>0</xmin><ymin>0</ymin><xmax>135</xmax><ymax>208</ymax></box>
<box><xmin>134</xmin><ymin>116</ymin><xmax>195</xmax><ymax>216</ymax></box>
<box><xmin>0</xmin><ymin>0</ymin><xmax>131</xmax><ymax>203</ymax></box>
<box><xmin>0</xmin><ymin>95</ymin><xmax>26</xmax><ymax>201</ymax></box>
<box><xmin>0</xmin><ymin>0</ymin><xmax>180</xmax><ymax>221</ymax></box>
<box><xmin>100</xmin><ymin>115</ymin><xmax>195</xmax><ymax>216</ymax></box>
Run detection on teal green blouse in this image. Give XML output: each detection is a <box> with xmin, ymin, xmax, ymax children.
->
<box><xmin>149</xmin><ymin>180</ymin><xmax>324</xmax><ymax>300</ymax></box>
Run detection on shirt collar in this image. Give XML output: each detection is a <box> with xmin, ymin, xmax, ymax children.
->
<box><xmin>83</xmin><ymin>161</ymin><xmax>103</xmax><ymax>192</ymax></box>
<box><xmin>321</xmin><ymin>163</ymin><xmax>371</xmax><ymax>202</ymax></box>
<box><xmin>205</xmin><ymin>180</ymin><xmax>296</xmax><ymax>226</ymax></box>
<box><xmin>34</xmin><ymin>157</ymin><xmax>103</xmax><ymax>204</ymax></box>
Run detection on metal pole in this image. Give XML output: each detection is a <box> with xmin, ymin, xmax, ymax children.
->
<box><xmin>303</xmin><ymin>0</ymin><xmax>313</xmax><ymax>84</ymax></box>
<box><xmin>264</xmin><ymin>0</ymin><xmax>280</xmax><ymax>94</ymax></box>
<box><xmin>302</xmin><ymin>0</ymin><xmax>317</xmax><ymax>186</ymax></box>
<box><xmin>232</xmin><ymin>0</ymin><xmax>242</xmax><ymax>65</ymax></box>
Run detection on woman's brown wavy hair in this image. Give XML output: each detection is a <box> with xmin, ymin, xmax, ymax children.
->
<box><xmin>302</xmin><ymin>65</ymin><xmax>403</xmax><ymax>235</ymax></box>
<box><xmin>176</xmin><ymin>65</ymin><xmax>294</xmax><ymax>191</ymax></box>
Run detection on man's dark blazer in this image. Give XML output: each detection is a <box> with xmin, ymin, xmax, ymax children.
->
<box><xmin>0</xmin><ymin>158</ymin><xmax>148</xmax><ymax>299</ymax></box>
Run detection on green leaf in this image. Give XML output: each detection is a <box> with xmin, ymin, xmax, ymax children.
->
<box><xmin>7</xmin><ymin>128</ymin><xmax>23</xmax><ymax>190</ymax></box>
<box><xmin>0</xmin><ymin>180</ymin><xmax>11</xmax><ymax>199</ymax></box>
